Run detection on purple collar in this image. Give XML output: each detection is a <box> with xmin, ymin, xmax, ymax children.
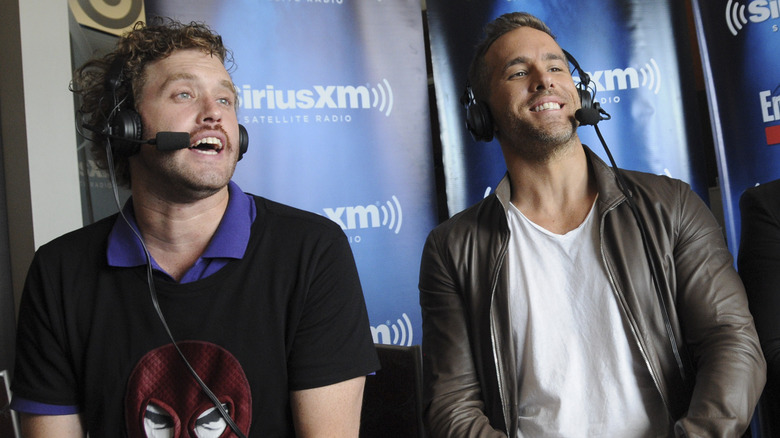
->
<box><xmin>107</xmin><ymin>181</ymin><xmax>256</xmax><ymax>283</ymax></box>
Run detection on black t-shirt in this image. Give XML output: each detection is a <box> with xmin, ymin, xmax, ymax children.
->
<box><xmin>12</xmin><ymin>195</ymin><xmax>380</xmax><ymax>437</ymax></box>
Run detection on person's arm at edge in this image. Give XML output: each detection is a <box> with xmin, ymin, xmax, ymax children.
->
<box><xmin>20</xmin><ymin>413</ymin><xmax>85</xmax><ymax>437</ymax></box>
<box><xmin>672</xmin><ymin>184</ymin><xmax>766</xmax><ymax>437</ymax></box>
<box><xmin>419</xmin><ymin>230</ymin><xmax>509</xmax><ymax>438</ymax></box>
<box><xmin>290</xmin><ymin>376</ymin><xmax>366</xmax><ymax>437</ymax></box>
<box><xmin>738</xmin><ymin>186</ymin><xmax>780</xmax><ymax>390</ymax></box>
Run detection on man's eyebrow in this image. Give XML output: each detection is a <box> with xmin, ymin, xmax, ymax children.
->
<box><xmin>219</xmin><ymin>79</ymin><xmax>236</xmax><ymax>94</ymax></box>
<box><xmin>158</xmin><ymin>74</ymin><xmax>236</xmax><ymax>94</ymax></box>
<box><xmin>158</xmin><ymin>72</ymin><xmax>196</xmax><ymax>91</ymax></box>
<box><xmin>544</xmin><ymin>52</ymin><xmax>566</xmax><ymax>62</ymax></box>
<box><xmin>503</xmin><ymin>56</ymin><xmax>530</xmax><ymax>72</ymax></box>
<box><xmin>502</xmin><ymin>52</ymin><xmax>566</xmax><ymax>72</ymax></box>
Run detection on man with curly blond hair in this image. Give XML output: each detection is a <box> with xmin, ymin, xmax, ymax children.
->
<box><xmin>11</xmin><ymin>19</ymin><xmax>379</xmax><ymax>437</ymax></box>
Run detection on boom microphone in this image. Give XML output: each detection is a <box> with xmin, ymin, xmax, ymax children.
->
<box><xmin>575</xmin><ymin>102</ymin><xmax>612</xmax><ymax>126</ymax></box>
<box><xmin>81</xmin><ymin>123</ymin><xmax>191</xmax><ymax>151</ymax></box>
<box><xmin>149</xmin><ymin>132</ymin><xmax>191</xmax><ymax>151</ymax></box>
<box><xmin>575</xmin><ymin>108</ymin><xmax>603</xmax><ymax>126</ymax></box>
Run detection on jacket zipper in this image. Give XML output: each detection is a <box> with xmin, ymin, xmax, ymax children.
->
<box><xmin>599</xmin><ymin>199</ymin><xmax>673</xmax><ymax>415</ymax></box>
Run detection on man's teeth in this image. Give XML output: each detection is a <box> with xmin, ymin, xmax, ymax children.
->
<box><xmin>532</xmin><ymin>102</ymin><xmax>561</xmax><ymax>112</ymax></box>
<box><xmin>190</xmin><ymin>137</ymin><xmax>223</xmax><ymax>153</ymax></box>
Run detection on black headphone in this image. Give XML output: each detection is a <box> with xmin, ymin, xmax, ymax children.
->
<box><xmin>103</xmin><ymin>57</ymin><xmax>249</xmax><ymax>159</ymax></box>
<box><xmin>461</xmin><ymin>49</ymin><xmax>594</xmax><ymax>142</ymax></box>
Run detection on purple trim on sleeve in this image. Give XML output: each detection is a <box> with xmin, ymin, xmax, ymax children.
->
<box><xmin>10</xmin><ymin>397</ymin><xmax>80</xmax><ymax>415</ymax></box>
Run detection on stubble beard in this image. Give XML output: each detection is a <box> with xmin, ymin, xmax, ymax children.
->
<box><xmin>505</xmin><ymin>115</ymin><xmax>579</xmax><ymax>163</ymax></box>
<box><xmin>138</xmin><ymin>141</ymin><xmax>238</xmax><ymax>203</ymax></box>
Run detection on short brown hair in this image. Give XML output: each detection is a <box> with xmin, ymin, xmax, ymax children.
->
<box><xmin>467</xmin><ymin>12</ymin><xmax>556</xmax><ymax>103</ymax></box>
<box><xmin>71</xmin><ymin>18</ymin><xmax>234</xmax><ymax>187</ymax></box>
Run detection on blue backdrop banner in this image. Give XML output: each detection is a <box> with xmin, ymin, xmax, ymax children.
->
<box><xmin>692</xmin><ymin>0</ymin><xmax>780</xmax><ymax>256</ymax></box>
<box><xmin>145</xmin><ymin>0</ymin><xmax>437</xmax><ymax>346</ymax></box>
<box><xmin>426</xmin><ymin>0</ymin><xmax>710</xmax><ymax>216</ymax></box>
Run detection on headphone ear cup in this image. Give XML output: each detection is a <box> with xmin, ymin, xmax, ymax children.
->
<box><xmin>238</xmin><ymin>124</ymin><xmax>249</xmax><ymax>160</ymax></box>
<box><xmin>578</xmin><ymin>87</ymin><xmax>594</xmax><ymax>112</ymax></box>
<box><xmin>563</xmin><ymin>49</ymin><xmax>596</xmax><ymax>113</ymax></box>
<box><xmin>465</xmin><ymin>100</ymin><xmax>494</xmax><ymax>142</ymax></box>
<box><xmin>108</xmin><ymin>109</ymin><xmax>143</xmax><ymax>156</ymax></box>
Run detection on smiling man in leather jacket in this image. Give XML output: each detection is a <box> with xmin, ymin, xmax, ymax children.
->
<box><xmin>419</xmin><ymin>12</ymin><xmax>765</xmax><ymax>437</ymax></box>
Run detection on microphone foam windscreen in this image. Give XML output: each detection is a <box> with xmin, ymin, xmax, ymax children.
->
<box><xmin>575</xmin><ymin>108</ymin><xmax>602</xmax><ymax>126</ymax></box>
<box><xmin>155</xmin><ymin>132</ymin><xmax>191</xmax><ymax>151</ymax></box>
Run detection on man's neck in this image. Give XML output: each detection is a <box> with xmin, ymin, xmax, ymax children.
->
<box><xmin>506</xmin><ymin>142</ymin><xmax>597</xmax><ymax>234</ymax></box>
<box><xmin>130</xmin><ymin>186</ymin><xmax>230</xmax><ymax>281</ymax></box>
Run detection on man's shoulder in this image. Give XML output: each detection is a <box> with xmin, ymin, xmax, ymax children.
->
<box><xmin>249</xmin><ymin>194</ymin><xmax>343</xmax><ymax>234</ymax></box>
<box><xmin>618</xmin><ymin>168</ymin><xmax>691</xmax><ymax>200</ymax></box>
<box><xmin>586</xmin><ymin>146</ymin><xmax>690</xmax><ymax>202</ymax></box>
<box><xmin>738</xmin><ymin>179</ymin><xmax>780</xmax><ymax>221</ymax></box>
<box><xmin>741</xmin><ymin>178</ymin><xmax>780</xmax><ymax>203</ymax></box>
<box><xmin>429</xmin><ymin>195</ymin><xmax>504</xmax><ymax>239</ymax></box>
<box><xmin>37</xmin><ymin>214</ymin><xmax>117</xmax><ymax>256</ymax></box>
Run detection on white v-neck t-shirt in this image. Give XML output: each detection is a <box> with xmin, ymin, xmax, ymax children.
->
<box><xmin>504</xmin><ymin>198</ymin><xmax>669</xmax><ymax>437</ymax></box>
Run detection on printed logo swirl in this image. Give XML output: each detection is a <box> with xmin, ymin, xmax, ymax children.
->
<box><xmin>76</xmin><ymin>0</ymin><xmax>143</xmax><ymax>30</ymax></box>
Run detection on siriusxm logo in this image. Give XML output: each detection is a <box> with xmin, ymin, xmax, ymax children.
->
<box><xmin>726</xmin><ymin>0</ymin><xmax>780</xmax><ymax>36</ymax></box>
<box><xmin>575</xmin><ymin>58</ymin><xmax>662</xmax><ymax>95</ymax></box>
<box><xmin>239</xmin><ymin>80</ymin><xmax>394</xmax><ymax>116</ymax></box>
<box><xmin>371</xmin><ymin>313</ymin><xmax>413</xmax><ymax>346</ymax></box>
<box><xmin>324</xmin><ymin>196</ymin><xmax>402</xmax><ymax>234</ymax></box>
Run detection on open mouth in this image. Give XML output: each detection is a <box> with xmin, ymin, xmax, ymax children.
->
<box><xmin>190</xmin><ymin>137</ymin><xmax>224</xmax><ymax>155</ymax></box>
<box><xmin>531</xmin><ymin>102</ymin><xmax>562</xmax><ymax>112</ymax></box>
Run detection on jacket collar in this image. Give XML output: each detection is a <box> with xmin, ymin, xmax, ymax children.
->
<box><xmin>586</xmin><ymin>146</ymin><xmax>631</xmax><ymax>214</ymax></box>
<box><xmin>494</xmin><ymin>145</ymin><xmax>628</xmax><ymax>215</ymax></box>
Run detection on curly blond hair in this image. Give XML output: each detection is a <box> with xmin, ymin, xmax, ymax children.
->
<box><xmin>71</xmin><ymin>18</ymin><xmax>234</xmax><ymax>187</ymax></box>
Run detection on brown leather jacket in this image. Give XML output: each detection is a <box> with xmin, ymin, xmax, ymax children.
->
<box><xmin>419</xmin><ymin>148</ymin><xmax>765</xmax><ymax>437</ymax></box>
